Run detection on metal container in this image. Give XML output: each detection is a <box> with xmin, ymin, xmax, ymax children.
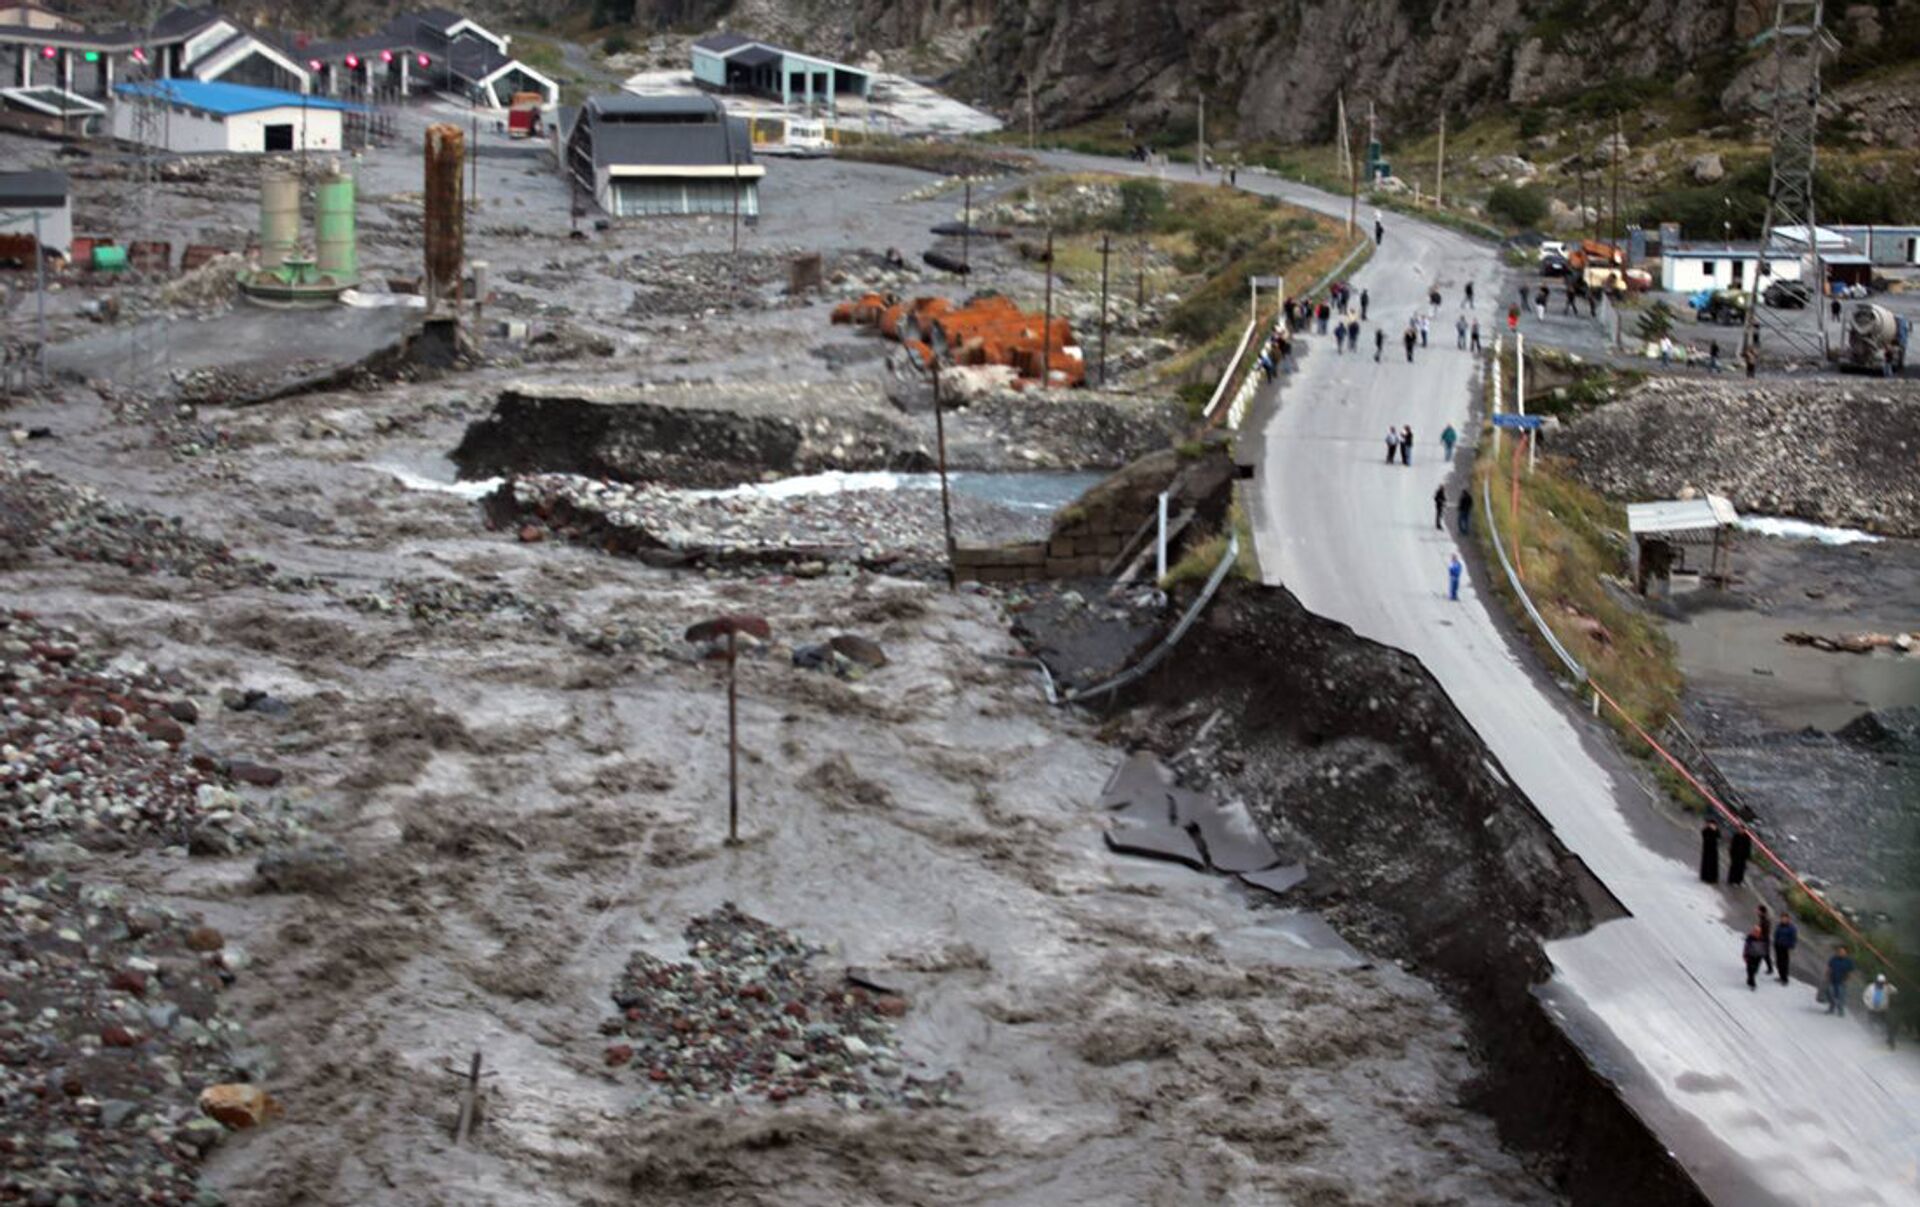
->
<box><xmin>314</xmin><ymin>169</ymin><xmax>357</xmax><ymax>283</ymax></box>
<box><xmin>423</xmin><ymin>123</ymin><xmax>465</xmax><ymax>305</ymax></box>
<box><xmin>259</xmin><ymin>172</ymin><xmax>299</xmax><ymax>271</ymax></box>
<box><xmin>91</xmin><ymin>244</ymin><xmax>128</xmax><ymax>271</ymax></box>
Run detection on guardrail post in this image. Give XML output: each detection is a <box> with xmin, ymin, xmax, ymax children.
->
<box><xmin>1156</xmin><ymin>491</ymin><xmax>1169</xmax><ymax>582</ymax></box>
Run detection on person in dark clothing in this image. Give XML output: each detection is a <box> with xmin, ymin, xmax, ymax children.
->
<box><xmin>1374</xmin><ymin>327</ymin><xmax>1385</xmax><ymax>362</ymax></box>
<box><xmin>1433</xmin><ymin>484</ymin><xmax>1447</xmax><ymax>529</ymax></box>
<box><xmin>1386</xmin><ymin>427</ymin><xmax>1400</xmax><ymax>464</ymax></box>
<box><xmin>1399</xmin><ymin>425</ymin><xmax>1413</xmax><ymax>466</ymax></box>
<box><xmin>1827</xmin><ymin>946</ymin><xmax>1855</xmax><ymax>1016</ymax></box>
<box><xmin>1756</xmin><ymin>902</ymin><xmax>1773</xmax><ymax>974</ymax></box>
<box><xmin>1773</xmin><ymin>915</ymin><xmax>1797</xmax><ymax>985</ymax></box>
<box><xmin>1360</xmin><ymin>289</ymin><xmax>1370</xmax><ymax>320</ymax></box>
<box><xmin>1588</xmin><ymin>290</ymin><xmax>1599</xmax><ymax>317</ymax></box>
<box><xmin>1727</xmin><ymin>826</ymin><xmax>1752</xmax><ymax>885</ymax></box>
<box><xmin>1830</xmin><ymin>296</ymin><xmax>1842</xmax><ymax>324</ymax></box>
<box><xmin>1564</xmin><ymin>284</ymin><xmax>1579</xmax><ymax>315</ymax></box>
<box><xmin>1403</xmin><ymin>325</ymin><xmax>1417</xmax><ymax>363</ymax></box>
<box><xmin>1743</xmin><ymin>927</ymin><xmax>1768</xmax><ymax>990</ymax></box>
<box><xmin>1470</xmin><ymin>319</ymin><xmax>1482</xmax><ymax>353</ymax></box>
<box><xmin>1699</xmin><ymin>818</ymin><xmax>1721</xmax><ymax>883</ymax></box>
<box><xmin>1374</xmin><ymin>218</ymin><xmax>1384</xmax><ymax>245</ymax></box>
<box><xmin>1428</xmin><ymin>287</ymin><xmax>1442</xmax><ymax>309</ymax></box>
<box><xmin>1464</xmin><ymin>280</ymin><xmax>1474</xmax><ymax>308</ymax></box>
<box><xmin>1335</xmin><ymin>323</ymin><xmax>1347</xmax><ymax>353</ymax></box>
<box><xmin>1457</xmin><ymin>486</ymin><xmax>1472</xmax><ymax>534</ymax></box>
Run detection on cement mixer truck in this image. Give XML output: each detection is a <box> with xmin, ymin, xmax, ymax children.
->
<box><xmin>1845</xmin><ymin>303</ymin><xmax>1910</xmax><ymax>374</ymax></box>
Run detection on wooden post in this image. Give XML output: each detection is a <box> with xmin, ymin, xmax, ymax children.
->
<box><xmin>1099</xmin><ymin>233</ymin><xmax>1111</xmax><ymax>387</ymax></box>
<box><xmin>1196</xmin><ymin>94</ymin><xmax>1205</xmax><ymax>176</ymax></box>
<box><xmin>1041</xmin><ymin>228</ymin><xmax>1054</xmax><ymax>388</ymax></box>
<box><xmin>726</xmin><ymin>629</ymin><xmax>739</xmax><ymax>845</ymax></box>
<box><xmin>962</xmin><ymin>179</ymin><xmax>971</xmax><ymax>274</ymax></box>
<box><xmin>933</xmin><ymin>362</ymin><xmax>955</xmax><ymax>587</ymax></box>
<box><xmin>454</xmin><ymin>1051</ymin><xmax>482</xmax><ymax>1145</ymax></box>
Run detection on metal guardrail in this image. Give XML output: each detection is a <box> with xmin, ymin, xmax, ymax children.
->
<box><xmin>1065</xmin><ymin>532</ymin><xmax>1240</xmax><ymax>703</ymax></box>
<box><xmin>1225</xmin><ymin>238</ymin><xmax>1371</xmax><ymax>432</ymax></box>
<box><xmin>1481</xmin><ymin>462</ymin><xmax>1588</xmax><ymax>684</ymax></box>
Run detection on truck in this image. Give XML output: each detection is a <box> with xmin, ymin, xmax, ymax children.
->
<box><xmin>1844</xmin><ymin>303</ymin><xmax>1909</xmax><ymax>374</ymax></box>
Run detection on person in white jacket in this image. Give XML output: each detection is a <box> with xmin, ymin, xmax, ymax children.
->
<box><xmin>1864</xmin><ymin>975</ymin><xmax>1899</xmax><ymax>1049</ymax></box>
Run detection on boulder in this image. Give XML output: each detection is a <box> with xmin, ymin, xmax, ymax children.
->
<box><xmin>1690</xmin><ymin>152</ymin><xmax>1725</xmax><ymax>184</ymax></box>
<box><xmin>198</xmin><ymin>1083</ymin><xmax>282</xmax><ymax>1130</ymax></box>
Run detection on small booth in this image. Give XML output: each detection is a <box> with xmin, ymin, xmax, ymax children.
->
<box><xmin>1626</xmin><ymin>494</ymin><xmax>1738</xmax><ymax>596</ymax></box>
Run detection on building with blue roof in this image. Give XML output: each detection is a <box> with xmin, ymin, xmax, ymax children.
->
<box><xmin>109</xmin><ymin>78</ymin><xmax>358</xmax><ymax>153</ymax></box>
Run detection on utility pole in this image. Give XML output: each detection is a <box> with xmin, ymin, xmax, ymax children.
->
<box><xmin>1609</xmin><ymin>110</ymin><xmax>1622</xmax><ymax>248</ymax></box>
<box><xmin>1435</xmin><ymin>110</ymin><xmax>1446</xmax><ymax>210</ymax></box>
<box><xmin>470</xmin><ymin>109</ymin><xmax>479</xmax><ymax>216</ymax></box>
<box><xmin>962</xmin><ymin>179</ymin><xmax>971</xmax><ymax>274</ymax></box>
<box><xmin>1027</xmin><ymin>76</ymin><xmax>1035</xmax><ymax>149</ymax></box>
<box><xmin>1196</xmin><ymin>94</ymin><xmax>1205</xmax><ymax>176</ymax></box>
<box><xmin>1335</xmin><ymin>91</ymin><xmax>1352</xmax><ymax>183</ymax></box>
<box><xmin>1041</xmin><ymin>228</ymin><xmax>1054</xmax><ymax>387</ymax></box>
<box><xmin>931</xmin><ymin>362</ymin><xmax>956</xmax><ymax>585</ymax></box>
<box><xmin>32</xmin><ymin>211</ymin><xmax>47</xmax><ymax>385</ymax></box>
<box><xmin>1098</xmin><ymin>233</ymin><xmax>1111</xmax><ymax>386</ymax></box>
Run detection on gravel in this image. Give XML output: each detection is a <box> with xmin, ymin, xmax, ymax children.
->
<box><xmin>0</xmin><ymin>874</ymin><xmax>257</xmax><ymax>1206</ymax></box>
<box><xmin>1</xmin><ymin>612</ymin><xmax>307</xmax><ymax>854</ymax></box>
<box><xmin>601</xmin><ymin>904</ymin><xmax>955</xmax><ymax>1110</ymax></box>
<box><xmin>1559</xmin><ymin>377</ymin><xmax>1920</xmax><ymax>536</ymax></box>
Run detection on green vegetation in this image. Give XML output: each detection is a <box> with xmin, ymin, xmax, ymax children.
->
<box><xmin>1472</xmin><ymin>434</ymin><xmax>1682</xmax><ymax>736</ymax></box>
<box><xmin>836</xmin><ymin>134</ymin><xmax>1031</xmax><ymax>177</ymax></box>
<box><xmin>1117</xmin><ymin>179</ymin><xmax>1168</xmax><ymax>233</ymax></box>
<box><xmin>1634</xmin><ymin>301</ymin><xmax>1676</xmax><ymax>343</ymax></box>
<box><xmin>1486</xmin><ymin>182</ymin><xmax>1550</xmax><ymax>229</ymax></box>
<box><xmin>601</xmin><ymin>33</ymin><xmax>632</xmax><ymax>56</ymax></box>
<box><xmin>1158</xmin><ymin>498</ymin><xmax>1257</xmax><ymax>590</ymax></box>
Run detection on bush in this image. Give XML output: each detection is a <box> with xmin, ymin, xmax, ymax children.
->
<box><xmin>1116</xmin><ymin>179</ymin><xmax>1168</xmax><ymax>233</ymax></box>
<box><xmin>601</xmin><ymin>33</ymin><xmax>632</xmax><ymax>56</ymax></box>
<box><xmin>1517</xmin><ymin>108</ymin><xmax>1549</xmax><ymax>140</ymax></box>
<box><xmin>1635</xmin><ymin>301</ymin><xmax>1676</xmax><ymax>343</ymax></box>
<box><xmin>1486</xmin><ymin>182</ymin><xmax>1549</xmax><ymax>229</ymax></box>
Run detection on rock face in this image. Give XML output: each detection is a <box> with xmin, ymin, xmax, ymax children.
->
<box><xmin>1559</xmin><ymin>378</ymin><xmax>1920</xmax><ymax>537</ymax></box>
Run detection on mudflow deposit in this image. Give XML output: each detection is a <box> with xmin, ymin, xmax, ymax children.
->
<box><xmin>0</xmin><ymin>64</ymin><xmax>1715</xmax><ymax>1207</ymax></box>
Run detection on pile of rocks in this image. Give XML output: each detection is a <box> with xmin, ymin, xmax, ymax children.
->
<box><xmin>1</xmin><ymin>612</ymin><xmax>302</xmax><ymax>853</ymax></box>
<box><xmin>342</xmin><ymin>578</ymin><xmax>562</xmax><ymax>630</ymax></box>
<box><xmin>0</xmin><ymin>875</ymin><xmax>262</xmax><ymax>1204</ymax></box>
<box><xmin>601</xmin><ymin>904</ymin><xmax>955</xmax><ymax>1110</ymax></box>
<box><xmin>0</xmin><ymin>460</ymin><xmax>272</xmax><ymax>585</ymax></box>
<box><xmin>496</xmin><ymin>472</ymin><xmax>1040</xmax><ymax>568</ymax></box>
<box><xmin>1560</xmin><ymin>378</ymin><xmax>1920</xmax><ymax>537</ymax></box>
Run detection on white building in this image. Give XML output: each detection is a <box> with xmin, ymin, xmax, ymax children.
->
<box><xmin>111</xmin><ymin>79</ymin><xmax>353</xmax><ymax>153</ymax></box>
<box><xmin>0</xmin><ymin>168</ymin><xmax>69</xmax><ymax>258</ymax></box>
<box><xmin>1660</xmin><ymin>247</ymin><xmax>1804</xmax><ymax>294</ymax></box>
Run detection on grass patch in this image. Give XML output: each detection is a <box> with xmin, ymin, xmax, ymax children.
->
<box><xmin>1473</xmin><ymin>434</ymin><xmax>1681</xmax><ymax>736</ymax></box>
<box><xmin>836</xmin><ymin>135</ymin><xmax>1032</xmax><ymax>178</ymax></box>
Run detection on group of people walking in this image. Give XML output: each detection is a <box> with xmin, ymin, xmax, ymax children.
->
<box><xmin>1707</xmin><ymin>817</ymin><xmax>1904</xmax><ymax>1047</ymax></box>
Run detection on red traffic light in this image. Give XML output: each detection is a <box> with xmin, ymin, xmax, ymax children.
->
<box><xmin>307</xmin><ymin>58</ymin><xmax>321</xmax><ymax>72</ymax></box>
<box><xmin>416</xmin><ymin>53</ymin><xmax>430</xmax><ymax>67</ymax></box>
<box><xmin>344</xmin><ymin>53</ymin><xmax>360</xmax><ymax>69</ymax></box>
<box><xmin>380</xmin><ymin>49</ymin><xmax>393</xmax><ymax>63</ymax></box>
<box><xmin>130</xmin><ymin>47</ymin><xmax>147</xmax><ymax>64</ymax></box>
<box><xmin>39</xmin><ymin>45</ymin><xmax>55</xmax><ymax>59</ymax></box>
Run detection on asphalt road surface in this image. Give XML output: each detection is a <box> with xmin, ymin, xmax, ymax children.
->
<box><xmin>1042</xmin><ymin>151</ymin><xmax>1920</xmax><ymax>1205</ymax></box>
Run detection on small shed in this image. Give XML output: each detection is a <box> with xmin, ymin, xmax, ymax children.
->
<box><xmin>1626</xmin><ymin>494</ymin><xmax>1738</xmax><ymax>595</ymax></box>
<box><xmin>0</xmin><ymin>168</ymin><xmax>70</xmax><ymax>260</ymax></box>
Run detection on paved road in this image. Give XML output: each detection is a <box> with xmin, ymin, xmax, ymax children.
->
<box><xmin>1042</xmin><ymin>151</ymin><xmax>1920</xmax><ymax>1204</ymax></box>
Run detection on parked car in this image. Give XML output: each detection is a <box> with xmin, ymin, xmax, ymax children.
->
<box><xmin>1763</xmin><ymin>279</ymin><xmax>1811</xmax><ymax>309</ymax></box>
<box><xmin>1541</xmin><ymin>252</ymin><xmax>1570</xmax><ymax>277</ymax></box>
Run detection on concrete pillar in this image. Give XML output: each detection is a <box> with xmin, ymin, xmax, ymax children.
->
<box><xmin>802</xmin><ymin>68</ymin><xmax>812</xmax><ymax>114</ymax></box>
<box><xmin>780</xmin><ymin>69</ymin><xmax>790</xmax><ymax>106</ymax></box>
<box><xmin>399</xmin><ymin>53</ymin><xmax>409</xmax><ymax>96</ymax></box>
<box><xmin>101</xmin><ymin>53</ymin><xmax>113</xmax><ymax>98</ymax></box>
<box><xmin>22</xmin><ymin>48</ymin><xmax>33</xmax><ymax>88</ymax></box>
<box><xmin>58</xmin><ymin>49</ymin><xmax>70</xmax><ymax>94</ymax></box>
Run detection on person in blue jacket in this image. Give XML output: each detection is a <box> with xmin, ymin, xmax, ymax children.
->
<box><xmin>1772</xmin><ymin>915</ymin><xmax>1797</xmax><ymax>985</ymax></box>
<box><xmin>1827</xmin><ymin>946</ymin><xmax>1855</xmax><ymax>1016</ymax></box>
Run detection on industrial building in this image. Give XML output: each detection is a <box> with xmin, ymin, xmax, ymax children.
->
<box><xmin>1824</xmin><ymin>225</ymin><xmax>1920</xmax><ymax>269</ymax></box>
<box><xmin>0</xmin><ymin>167</ymin><xmax>69</xmax><ymax>259</ymax></box>
<box><xmin>110</xmin><ymin>79</ymin><xmax>355</xmax><ymax>153</ymax></box>
<box><xmin>690</xmin><ymin>33</ymin><xmax>871</xmax><ymax>113</ymax></box>
<box><xmin>300</xmin><ymin>9</ymin><xmax>557</xmax><ymax>107</ymax></box>
<box><xmin>557</xmin><ymin>94</ymin><xmax>764</xmax><ymax>220</ymax></box>
<box><xmin>0</xmin><ymin>5</ymin><xmax>310</xmax><ymax>107</ymax></box>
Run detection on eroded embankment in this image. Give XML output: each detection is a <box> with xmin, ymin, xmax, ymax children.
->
<box><xmin>1119</xmin><ymin>583</ymin><xmax>1708</xmax><ymax>1206</ymax></box>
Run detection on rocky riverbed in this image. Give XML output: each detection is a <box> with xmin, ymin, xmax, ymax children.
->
<box><xmin>1558</xmin><ymin>377</ymin><xmax>1920</xmax><ymax>536</ymax></box>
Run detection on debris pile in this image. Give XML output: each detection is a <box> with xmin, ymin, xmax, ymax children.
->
<box><xmin>1</xmin><ymin>612</ymin><xmax>303</xmax><ymax>853</ymax></box>
<box><xmin>0</xmin><ymin>875</ymin><xmax>262</xmax><ymax>1204</ymax></box>
<box><xmin>1560</xmin><ymin>378</ymin><xmax>1920</xmax><ymax>537</ymax></box>
<box><xmin>342</xmin><ymin>577</ymin><xmax>562</xmax><ymax>629</ymax></box>
<box><xmin>0</xmin><ymin>460</ymin><xmax>272</xmax><ymax>585</ymax></box>
<box><xmin>601</xmin><ymin>904</ymin><xmax>954</xmax><ymax>1109</ymax></box>
<box><xmin>834</xmin><ymin>292</ymin><xmax>1086</xmax><ymax>388</ymax></box>
<box><xmin>158</xmin><ymin>252</ymin><xmax>244</xmax><ymax>313</ymax></box>
<box><xmin>493</xmin><ymin>472</ymin><xmax>1041</xmax><ymax>569</ymax></box>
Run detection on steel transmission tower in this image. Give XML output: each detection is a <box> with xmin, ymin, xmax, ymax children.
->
<box><xmin>1741</xmin><ymin>0</ymin><xmax>1839</xmax><ymax>363</ymax></box>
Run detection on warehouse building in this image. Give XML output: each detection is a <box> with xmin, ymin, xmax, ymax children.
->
<box><xmin>558</xmin><ymin>94</ymin><xmax>764</xmax><ymax>220</ymax></box>
<box><xmin>1659</xmin><ymin>246</ymin><xmax>1804</xmax><ymax>294</ymax></box>
<box><xmin>301</xmin><ymin>8</ymin><xmax>557</xmax><ymax>107</ymax></box>
<box><xmin>111</xmin><ymin>79</ymin><xmax>355</xmax><ymax>153</ymax></box>
<box><xmin>690</xmin><ymin>33</ymin><xmax>870</xmax><ymax>113</ymax></box>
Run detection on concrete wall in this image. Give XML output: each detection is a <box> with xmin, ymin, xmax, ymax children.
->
<box><xmin>692</xmin><ymin>47</ymin><xmax>727</xmax><ymax>88</ymax></box>
<box><xmin>0</xmin><ymin>198</ymin><xmax>69</xmax><ymax>257</ymax></box>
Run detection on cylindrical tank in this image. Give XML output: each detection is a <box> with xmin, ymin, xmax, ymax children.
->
<box><xmin>259</xmin><ymin>172</ymin><xmax>299</xmax><ymax>271</ymax></box>
<box><xmin>1850</xmin><ymin>303</ymin><xmax>1898</xmax><ymax>343</ymax></box>
<box><xmin>314</xmin><ymin>169</ymin><xmax>357</xmax><ymax>283</ymax></box>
